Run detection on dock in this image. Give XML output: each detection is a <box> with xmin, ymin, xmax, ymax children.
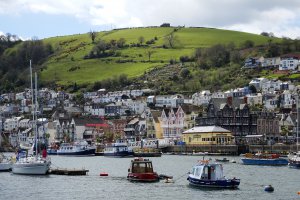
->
<box><xmin>49</xmin><ymin>168</ymin><xmax>89</xmax><ymax>176</ymax></box>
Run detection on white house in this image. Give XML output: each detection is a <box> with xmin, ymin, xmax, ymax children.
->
<box><xmin>155</xmin><ymin>95</ymin><xmax>184</xmax><ymax>108</ymax></box>
<box><xmin>4</xmin><ymin>117</ymin><xmax>22</xmax><ymax>131</ymax></box>
<box><xmin>19</xmin><ymin>119</ymin><xmax>30</xmax><ymax>129</ymax></box>
<box><xmin>249</xmin><ymin>78</ymin><xmax>269</xmax><ymax>91</ymax></box>
<box><xmin>261</xmin><ymin>80</ymin><xmax>282</xmax><ymax>93</ymax></box>
<box><xmin>84</xmin><ymin>103</ymin><xmax>105</xmax><ymax>116</ymax></box>
<box><xmin>192</xmin><ymin>90</ymin><xmax>212</xmax><ymax>106</ymax></box>
<box><xmin>279</xmin><ymin>54</ymin><xmax>300</xmax><ymax>71</ymax></box>
<box><xmin>261</xmin><ymin>57</ymin><xmax>280</xmax><ymax>68</ymax></box>
<box><xmin>123</xmin><ymin>99</ymin><xmax>146</xmax><ymax>115</ymax></box>
<box><xmin>211</xmin><ymin>91</ymin><xmax>225</xmax><ymax>98</ymax></box>
<box><xmin>281</xmin><ymin>90</ymin><xmax>294</xmax><ymax>108</ymax></box>
<box><xmin>15</xmin><ymin>92</ymin><xmax>26</xmax><ymax>101</ymax></box>
<box><xmin>246</xmin><ymin>93</ymin><xmax>263</xmax><ymax>106</ymax></box>
<box><xmin>264</xmin><ymin>98</ymin><xmax>278</xmax><ymax>110</ymax></box>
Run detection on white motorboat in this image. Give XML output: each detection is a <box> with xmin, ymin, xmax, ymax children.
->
<box><xmin>0</xmin><ymin>153</ymin><xmax>12</xmax><ymax>171</ymax></box>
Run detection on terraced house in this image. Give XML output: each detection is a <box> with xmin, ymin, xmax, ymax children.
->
<box><xmin>161</xmin><ymin>105</ymin><xmax>201</xmax><ymax>140</ymax></box>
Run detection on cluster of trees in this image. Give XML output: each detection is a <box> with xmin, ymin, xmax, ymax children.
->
<box><xmin>85</xmin><ymin>38</ymin><xmax>127</xmax><ymax>59</ymax></box>
<box><xmin>92</xmin><ymin>74</ymin><xmax>131</xmax><ymax>91</ymax></box>
<box><xmin>0</xmin><ymin>35</ymin><xmax>53</xmax><ymax>92</ymax></box>
<box><xmin>193</xmin><ymin>43</ymin><xmax>241</xmax><ymax>69</ymax></box>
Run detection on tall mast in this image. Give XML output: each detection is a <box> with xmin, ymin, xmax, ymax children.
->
<box><xmin>297</xmin><ymin>94</ymin><xmax>299</xmax><ymax>151</ymax></box>
<box><xmin>30</xmin><ymin>60</ymin><xmax>37</xmax><ymax>158</ymax></box>
<box><xmin>35</xmin><ymin>72</ymin><xmax>38</xmax><ymax>158</ymax></box>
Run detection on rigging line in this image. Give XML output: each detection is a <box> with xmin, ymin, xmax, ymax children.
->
<box><xmin>173</xmin><ymin>172</ymin><xmax>189</xmax><ymax>181</ymax></box>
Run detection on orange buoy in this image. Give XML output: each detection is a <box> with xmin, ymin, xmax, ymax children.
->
<box><xmin>297</xmin><ymin>191</ymin><xmax>300</xmax><ymax>195</ymax></box>
<box><xmin>100</xmin><ymin>172</ymin><xmax>108</xmax><ymax>176</ymax></box>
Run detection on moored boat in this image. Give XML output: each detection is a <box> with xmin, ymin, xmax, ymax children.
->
<box><xmin>12</xmin><ymin>149</ymin><xmax>51</xmax><ymax>175</ymax></box>
<box><xmin>133</xmin><ymin>148</ymin><xmax>162</xmax><ymax>157</ymax></box>
<box><xmin>187</xmin><ymin>160</ymin><xmax>240</xmax><ymax>189</ymax></box>
<box><xmin>56</xmin><ymin>141</ymin><xmax>96</xmax><ymax>156</ymax></box>
<box><xmin>104</xmin><ymin>141</ymin><xmax>133</xmax><ymax>157</ymax></box>
<box><xmin>127</xmin><ymin>157</ymin><xmax>159</xmax><ymax>182</ymax></box>
<box><xmin>215</xmin><ymin>158</ymin><xmax>230</xmax><ymax>162</ymax></box>
<box><xmin>241</xmin><ymin>153</ymin><xmax>288</xmax><ymax>165</ymax></box>
<box><xmin>288</xmin><ymin>151</ymin><xmax>300</xmax><ymax>168</ymax></box>
<box><xmin>0</xmin><ymin>153</ymin><xmax>12</xmax><ymax>172</ymax></box>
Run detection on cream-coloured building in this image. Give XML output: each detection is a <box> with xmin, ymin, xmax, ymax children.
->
<box><xmin>182</xmin><ymin>126</ymin><xmax>233</xmax><ymax>145</ymax></box>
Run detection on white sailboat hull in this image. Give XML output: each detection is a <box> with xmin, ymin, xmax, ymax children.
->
<box><xmin>12</xmin><ymin>162</ymin><xmax>50</xmax><ymax>175</ymax></box>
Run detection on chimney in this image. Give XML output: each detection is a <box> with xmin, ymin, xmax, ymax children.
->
<box><xmin>244</xmin><ymin>96</ymin><xmax>248</xmax><ymax>104</ymax></box>
<box><xmin>227</xmin><ymin>96</ymin><xmax>233</xmax><ymax>106</ymax></box>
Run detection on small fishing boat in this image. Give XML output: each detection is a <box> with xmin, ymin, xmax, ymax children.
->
<box><xmin>241</xmin><ymin>152</ymin><xmax>288</xmax><ymax>165</ymax></box>
<box><xmin>215</xmin><ymin>158</ymin><xmax>230</xmax><ymax>162</ymax></box>
<box><xmin>288</xmin><ymin>151</ymin><xmax>300</xmax><ymax>168</ymax></box>
<box><xmin>187</xmin><ymin>160</ymin><xmax>240</xmax><ymax>189</ymax></box>
<box><xmin>127</xmin><ymin>157</ymin><xmax>159</xmax><ymax>182</ymax></box>
<box><xmin>56</xmin><ymin>141</ymin><xmax>96</xmax><ymax>156</ymax></box>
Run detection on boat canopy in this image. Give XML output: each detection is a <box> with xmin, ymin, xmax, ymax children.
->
<box><xmin>191</xmin><ymin>163</ymin><xmax>224</xmax><ymax>180</ymax></box>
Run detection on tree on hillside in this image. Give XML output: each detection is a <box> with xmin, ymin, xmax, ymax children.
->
<box><xmin>164</xmin><ymin>32</ymin><xmax>180</xmax><ymax>48</ymax></box>
<box><xmin>89</xmin><ymin>30</ymin><xmax>97</xmax><ymax>43</ymax></box>
<box><xmin>117</xmin><ymin>38</ymin><xmax>126</xmax><ymax>48</ymax></box>
<box><xmin>146</xmin><ymin>50</ymin><xmax>155</xmax><ymax>61</ymax></box>
<box><xmin>180</xmin><ymin>68</ymin><xmax>191</xmax><ymax>79</ymax></box>
<box><xmin>241</xmin><ymin>40</ymin><xmax>255</xmax><ymax>48</ymax></box>
<box><xmin>93</xmin><ymin>39</ymin><xmax>107</xmax><ymax>55</ymax></box>
<box><xmin>138</xmin><ymin>36</ymin><xmax>145</xmax><ymax>45</ymax></box>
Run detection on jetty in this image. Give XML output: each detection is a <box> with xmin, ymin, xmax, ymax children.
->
<box><xmin>49</xmin><ymin>168</ymin><xmax>89</xmax><ymax>176</ymax></box>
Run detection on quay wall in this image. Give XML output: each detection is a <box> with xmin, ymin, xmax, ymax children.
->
<box><xmin>165</xmin><ymin>144</ymin><xmax>299</xmax><ymax>155</ymax></box>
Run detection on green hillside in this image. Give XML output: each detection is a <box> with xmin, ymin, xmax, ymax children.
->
<box><xmin>40</xmin><ymin>27</ymin><xmax>280</xmax><ymax>87</ymax></box>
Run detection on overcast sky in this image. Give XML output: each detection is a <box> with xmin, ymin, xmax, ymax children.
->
<box><xmin>1</xmin><ymin>0</ymin><xmax>300</xmax><ymax>39</ymax></box>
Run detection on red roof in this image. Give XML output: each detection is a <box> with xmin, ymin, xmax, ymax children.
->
<box><xmin>86</xmin><ymin>123</ymin><xmax>110</xmax><ymax>127</ymax></box>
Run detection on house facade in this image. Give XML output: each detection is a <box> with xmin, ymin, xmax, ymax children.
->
<box><xmin>182</xmin><ymin>126</ymin><xmax>233</xmax><ymax>145</ymax></box>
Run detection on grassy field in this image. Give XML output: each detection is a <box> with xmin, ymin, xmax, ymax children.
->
<box><xmin>40</xmin><ymin>27</ymin><xmax>281</xmax><ymax>87</ymax></box>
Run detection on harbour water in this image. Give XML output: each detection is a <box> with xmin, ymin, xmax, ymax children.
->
<box><xmin>0</xmin><ymin>154</ymin><xmax>299</xmax><ymax>200</ymax></box>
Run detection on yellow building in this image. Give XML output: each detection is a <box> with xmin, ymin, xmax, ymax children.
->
<box><xmin>182</xmin><ymin>126</ymin><xmax>233</xmax><ymax>145</ymax></box>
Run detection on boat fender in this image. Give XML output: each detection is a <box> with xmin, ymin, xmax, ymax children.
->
<box><xmin>264</xmin><ymin>185</ymin><xmax>274</xmax><ymax>192</ymax></box>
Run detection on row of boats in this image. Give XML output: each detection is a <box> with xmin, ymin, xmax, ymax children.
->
<box><xmin>1</xmin><ymin>150</ymin><xmax>299</xmax><ymax>189</ymax></box>
<box><xmin>47</xmin><ymin>140</ymin><xmax>162</xmax><ymax>157</ymax></box>
<box><xmin>127</xmin><ymin>151</ymin><xmax>300</xmax><ymax>189</ymax></box>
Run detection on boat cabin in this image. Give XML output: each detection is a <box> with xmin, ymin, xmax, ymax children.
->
<box><xmin>129</xmin><ymin>157</ymin><xmax>154</xmax><ymax>173</ymax></box>
<box><xmin>190</xmin><ymin>162</ymin><xmax>224</xmax><ymax>180</ymax></box>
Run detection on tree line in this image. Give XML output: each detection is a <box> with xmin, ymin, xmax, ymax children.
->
<box><xmin>0</xmin><ymin>34</ymin><xmax>53</xmax><ymax>93</ymax></box>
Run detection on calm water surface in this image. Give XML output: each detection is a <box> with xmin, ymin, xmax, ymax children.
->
<box><xmin>0</xmin><ymin>154</ymin><xmax>299</xmax><ymax>200</ymax></box>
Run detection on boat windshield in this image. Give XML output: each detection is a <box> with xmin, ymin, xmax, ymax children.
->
<box><xmin>131</xmin><ymin>162</ymin><xmax>153</xmax><ymax>173</ymax></box>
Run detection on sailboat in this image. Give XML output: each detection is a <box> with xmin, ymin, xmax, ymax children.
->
<box><xmin>11</xmin><ymin>61</ymin><xmax>51</xmax><ymax>175</ymax></box>
<box><xmin>288</xmin><ymin>95</ymin><xmax>300</xmax><ymax>168</ymax></box>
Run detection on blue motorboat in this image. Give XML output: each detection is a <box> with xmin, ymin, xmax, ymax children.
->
<box><xmin>103</xmin><ymin>141</ymin><xmax>133</xmax><ymax>157</ymax></box>
<box><xmin>241</xmin><ymin>153</ymin><xmax>288</xmax><ymax>166</ymax></box>
<box><xmin>187</xmin><ymin>160</ymin><xmax>240</xmax><ymax>189</ymax></box>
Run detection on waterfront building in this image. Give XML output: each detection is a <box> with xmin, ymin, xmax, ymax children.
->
<box><xmin>195</xmin><ymin>97</ymin><xmax>257</xmax><ymax>143</ymax></box>
<box><xmin>182</xmin><ymin>125</ymin><xmax>233</xmax><ymax>145</ymax></box>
